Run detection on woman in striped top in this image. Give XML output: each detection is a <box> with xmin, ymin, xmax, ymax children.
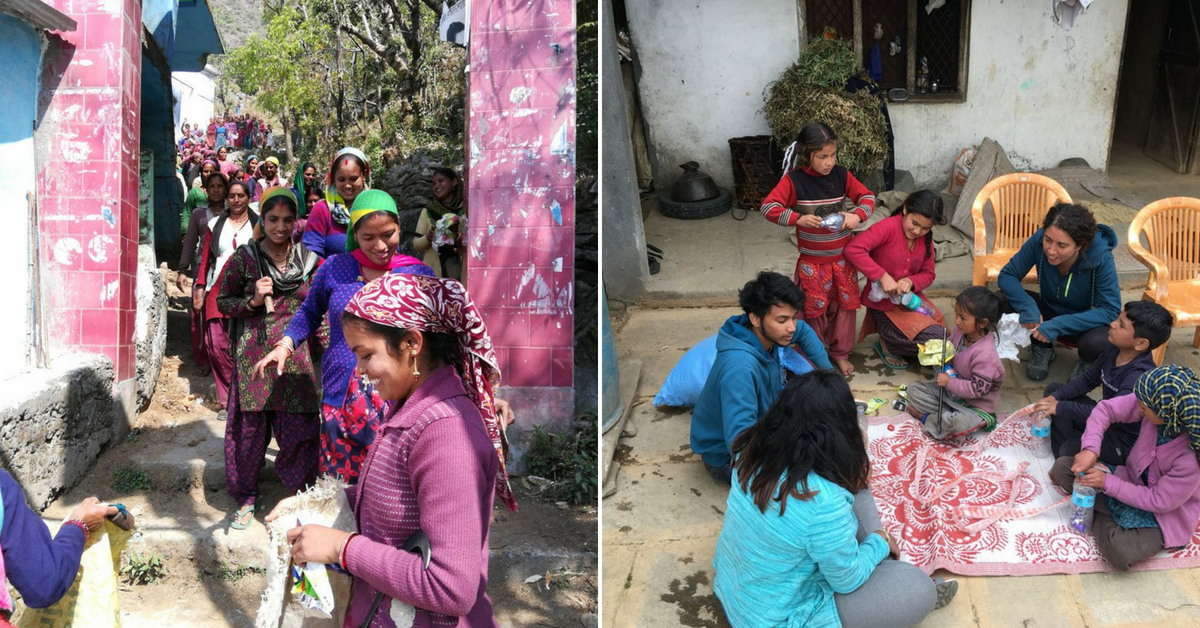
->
<box><xmin>761</xmin><ymin>122</ymin><xmax>876</xmax><ymax>375</ymax></box>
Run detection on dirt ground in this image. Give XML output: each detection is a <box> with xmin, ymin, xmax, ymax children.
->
<box><xmin>35</xmin><ymin>270</ymin><xmax>596</xmax><ymax>627</ymax></box>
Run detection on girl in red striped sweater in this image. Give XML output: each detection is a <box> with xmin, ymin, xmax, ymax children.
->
<box><xmin>761</xmin><ymin>122</ymin><xmax>876</xmax><ymax>375</ymax></box>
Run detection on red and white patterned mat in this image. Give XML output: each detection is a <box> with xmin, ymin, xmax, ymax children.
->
<box><xmin>867</xmin><ymin>412</ymin><xmax>1200</xmax><ymax>576</ymax></box>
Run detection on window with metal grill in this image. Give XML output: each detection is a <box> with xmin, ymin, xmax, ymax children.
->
<box><xmin>802</xmin><ymin>0</ymin><xmax>971</xmax><ymax>102</ymax></box>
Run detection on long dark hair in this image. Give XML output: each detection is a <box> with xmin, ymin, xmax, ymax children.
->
<box><xmin>731</xmin><ymin>371</ymin><xmax>869</xmax><ymax>515</ymax></box>
<box><xmin>899</xmin><ymin>189</ymin><xmax>946</xmax><ymax>259</ymax></box>
<box><xmin>954</xmin><ymin>286</ymin><xmax>1005</xmax><ymax>333</ymax></box>
<box><xmin>794</xmin><ymin>121</ymin><xmax>838</xmax><ymax>168</ymax></box>
<box><xmin>431</xmin><ymin>166</ymin><xmax>464</xmax><ymax>209</ymax></box>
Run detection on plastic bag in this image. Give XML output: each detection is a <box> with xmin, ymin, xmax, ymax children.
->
<box><xmin>996</xmin><ymin>313</ymin><xmax>1032</xmax><ymax>361</ymax></box>
<box><xmin>14</xmin><ymin>520</ymin><xmax>131</xmax><ymax>628</ymax></box>
<box><xmin>653</xmin><ymin>335</ymin><xmax>718</xmax><ymax>407</ymax></box>
<box><xmin>432</xmin><ymin>214</ymin><xmax>463</xmax><ymax>249</ymax></box>
<box><xmin>868</xmin><ymin>282</ymin><xmax>900</xmax><ymax>304</ymax></box>
<box><xmin>916</xmin><ymin>339</ymin><xmax>957</xmax><ymax>367</ymax></box>
<box><xmin>259</xmin><ymin>477</ymin><xmax>359</xmax><ymax>628</ymax></box>
<box><xmin>289</xmin><ymin>520</ymin><xmax>337</xmax><ymax>617</ymax></box>
<box><xmin>947</xmin><ymin>145</ymin><xmax>978</xmax><ymax>197</ymax></box>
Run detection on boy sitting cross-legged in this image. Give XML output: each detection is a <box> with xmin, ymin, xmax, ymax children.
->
<box><xmin>1032</xmin><ymin>301</ymin><xmax>1174</xmax><ymax>466</ymax></box>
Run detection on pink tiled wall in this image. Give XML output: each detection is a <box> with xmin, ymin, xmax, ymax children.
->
<box><xmin>467</xmin><ymin>0</ymin><xmax>576</xmax><ymax>411</ymax></box>
<box><xmin>37</xmin><ymin>0</ymin><xmax>142</xmax><ymax>382</ymax></box>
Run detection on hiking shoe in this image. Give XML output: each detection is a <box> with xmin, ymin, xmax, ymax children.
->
<box><xmin>1026</xmin><ymin>345</ymin><xmax>1057</xmax><ymax>381</ymax></box>
<box><xmin>934</xmin><ymin>578</ymin><xmax>959</xmax><ymax>610</ymax></box>
<box><xmin>1070</xmin><ymin>359</ymin><xmax>1093</xmax><ymax>380</ymax></box>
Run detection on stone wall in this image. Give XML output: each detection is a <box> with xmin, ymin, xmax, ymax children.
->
<box><xmin>135</xmin><ymin>245</ymin><xmax>168</xmax><ymax>410</ymax></box>
<box><xmin>0</xmin><ymin>355</ymin><xmax>118</xmax><ymax>510</ymax></box>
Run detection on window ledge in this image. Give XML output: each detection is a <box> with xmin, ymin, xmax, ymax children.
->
<box><xmin>890</xmin><ymin>93</ymin><xmax>967</xmax><ymax>104</ymax></box>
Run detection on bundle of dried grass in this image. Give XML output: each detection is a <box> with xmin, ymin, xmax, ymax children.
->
<box><xmin>763</xmin><ymin>40</ymin><xmax>887</xmax><ymax>178</ymax></box>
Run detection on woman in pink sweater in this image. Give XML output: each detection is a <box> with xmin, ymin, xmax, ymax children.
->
<box><xmin>844</xmin><ymin>190</ymin><xmax>947</xmax><ymax>369</ymax></box>
<box><xmin>270</xmin><ymin>274</ymin><xmax>515</xmax><ymax>627</ymax></box>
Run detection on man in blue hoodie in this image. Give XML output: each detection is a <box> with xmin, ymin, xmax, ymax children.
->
<box><xmin>997</xmin><ymin>203</ymin><xmax>1122</xmax><ymax>381</ymax></box>
<box><xmin>690</xmin><ymin>271</ymin><xmax>834</xmax><ymax>483</ymax></box>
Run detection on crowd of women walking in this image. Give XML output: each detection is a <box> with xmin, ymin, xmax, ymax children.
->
<box><xmin>173</xmin><ymin>144</ymin><xmax>503</xmax><ymax>626</ymax></box>
<box><xmin>179</xmin><ymin>115</ymin><xmax>275</xmax><ymax>153</ymax></box>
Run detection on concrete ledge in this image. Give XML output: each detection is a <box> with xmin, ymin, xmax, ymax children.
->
<box><xmin>135</xmin><ymin>245</ymin><xmax>168</xmax><ymax>411</ymax></box>
<box><xmin>0</xmin><ymin>354</ymin><xmax>116</xmax><ymax>509</ymax></box>
<box><xmin>498</xmin><ymin>386</ymin><xmax>576</xmax><ymax>474</ymax></box>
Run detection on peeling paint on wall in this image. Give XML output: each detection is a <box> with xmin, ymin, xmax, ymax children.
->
<box><xmin>87</xmin><ymin>235</ymin><xmax>114</xmax><ymax>263</ymax></box>
<box><xmin>53</xmin><ymin>238</ymin><xmax>82</xmax><ymax>265</ymax></box>
<box><xmin>100</xmin><ymin>280</ymin><xmax>119</xmax><ymax>304</ymax></box>
<box><xmin>549</xmin><ymin>199</ymin><xmax>562</xmax><ymax>225</ymax></box>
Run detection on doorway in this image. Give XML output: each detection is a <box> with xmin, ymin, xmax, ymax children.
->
<box><xmin>1110</xmin><ymin>0</ymin><xmax>1200</xmax><ymax>191</ymax></box>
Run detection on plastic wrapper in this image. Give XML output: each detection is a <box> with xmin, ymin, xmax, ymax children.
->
<box><xmin>916</xmin><ymin>339</ymin><xmax>957</xmax><ymax>367</ymax></box>
<box><xmin>821</xmin><ymin>213</ymin><xmax>845</xmax><ymax>232</ymax></box>
<box><xmin>291</xmin><ymin>553</ymin><xmax>335</xmax><ymax>617</ymax></box>
<box><xmin>868</xmin><ymin>282</ymin><xmax>901</xmax><ymax>304</ymax></box>
<box><xmin>995</xmin><ymin>313</ymin><xmax>1033</xmax><ymax>361</ymax></box>
<box><xmin>432</xmin><ymin>214</ymin><xmax>464</xmax><ymax>249</ymax></box>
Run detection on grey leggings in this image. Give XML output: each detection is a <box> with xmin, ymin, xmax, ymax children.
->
<box><xmin>835</xmin><ymin>490</ymin><xmax>938</xmax><ymax>628</ymax></box>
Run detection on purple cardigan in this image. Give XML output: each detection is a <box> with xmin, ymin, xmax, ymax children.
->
<box><xmin>344</xmin><ymin>366</ymin><xmax>499</xmax><ymax>627</ymax></box>
<box><xmin>945</xmin><ymin>330</ymin><xmax>1005</xmax><ymax>414</ymax></box>
<box><xmin>1</xmin><ymin>470</ymin><xmax>86</xmax><ymax>608</ymax></box>
<box><xmin>301</xmin><ymin>200</ymin><xmax>349</xmax><ymax>258</ymax></box>
<box><xmin>1082</xmin><ymin>394</ymin><xmax>1200</xmax><ymax>547</ymax></box>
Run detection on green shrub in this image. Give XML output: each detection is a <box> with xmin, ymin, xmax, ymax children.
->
<box><xmin>122</xmin><ymin>552</ymin><xmax>165</xmax><ymax>585</ymax></box>
<box><xmin>524</xmin><ymin>413</ymin><xmax>598</xmax><ymax>506</ymax></box>
<box><xmin>112</xmin><ymin>467</ymin><xmax>150</xmax><ymax>492</ymax></box>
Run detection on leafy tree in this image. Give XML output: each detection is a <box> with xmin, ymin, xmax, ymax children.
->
<box><xmin>223</xmin><ymin>6</ymin><xmax>328</xmax><ymax>162</ymax></box>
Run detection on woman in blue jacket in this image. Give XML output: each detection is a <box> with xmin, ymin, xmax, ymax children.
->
<box><xmin>998</xmin><ymin>203</ymin><xmax>1122</xmax><ymax>381</ymax></box>
<box><xmin>713</xmin><ymin>371</ymin><xmax>957</xmax><ymax>628</ymax></box>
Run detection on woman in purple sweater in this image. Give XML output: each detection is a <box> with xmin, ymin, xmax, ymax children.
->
<box><xmin>269</xmin><ymin>274</ymin><xmax>516</xmax><ymax>628</ymax></box>
<box><xmin>0</xmin><ymin>471</ymin><xmax>116</xmax><ymax>613</ymax></box>
<box><xmin>302</xmin><ymin>148</ymin><xmax>371</xmax><ymax>258</ymax></box>
<box><xmin>1050</xmin><ymin>365</ymin><xmax>1200</xmax><ymax>571</ymax></box>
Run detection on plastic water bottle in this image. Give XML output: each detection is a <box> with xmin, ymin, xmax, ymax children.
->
<box><xmin>1069</xmin><ymin>478</ymin><xmax>1096</xmax><ymax>534</ymax></box>
<box><xmin>821</xmin><ymin>213</ymin><xmax>845</xmax><ymax>232</ymax></box>
<box><xmin>944</xmin><ymin>365</ymin><xmax>958</xmax><ymax>378</ymax></box>
<box><xmin>1030</xmin><ymin>410</ymin><xmax>1051</xmax><ymax>439</ymax></box>
<box><xmin>900</xmin><ymin>292</ymin><xmax>937</xmax><ymax>318</ymax></box>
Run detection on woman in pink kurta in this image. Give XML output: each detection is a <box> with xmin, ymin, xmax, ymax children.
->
<box><xmin>269</xmin><ymin>274</ymin><xmax>515</xmax><ymax>627</ymax></box>
<box><xmin>844</xmin><ymin>190</ymin><xmax>948</xmax><ymax>368</ymax></box>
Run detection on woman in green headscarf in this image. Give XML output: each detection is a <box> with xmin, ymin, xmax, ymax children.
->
<box><xmin>1050</xmin><ymin>364</ymin><xmax>1200</xmax><ymax>571</ymax></box>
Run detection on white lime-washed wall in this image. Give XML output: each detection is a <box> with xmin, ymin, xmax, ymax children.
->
<box><xmin>624</xmin><ymin>0</ymin><xmax>800</xmax><ymax>189</ymax></box>
<box><xmin>625</xmin><ymin>0</ymin><xmax>1129</xmax><ymax>190</ymax></box>
<box><xmin>0</xmin><ymin>14</ymin><xmax>43</xmax><ymax>380</ymax></box>
<box><xmin>890</xmin><ymin>1</ymin><xmax>1129</xmax><ymax>185</ymax></box>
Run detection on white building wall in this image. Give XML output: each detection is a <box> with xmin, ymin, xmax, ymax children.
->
<box><xmin>890</xmin><ymin>0</ymin><xmax>1129</xmax><ymax>185</ymax></box>
<box><xmin>624</xmin><ymin>0</ymin><xmax>800</xmax><ymax>189</ymax></box>
<box><xmin>172</xmin><ymin>66</ymin><xmax>217</xmax><ymax>139</ymax></box>
<box><xmin>625</xmin><ymin>0</ymin><xmax>1128</xmax><ymax>190</ymax></box>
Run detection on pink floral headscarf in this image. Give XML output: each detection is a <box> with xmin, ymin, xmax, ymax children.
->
<box><xmin>345</xmin><ymin>274</ymin><xmax>517</xmax><ymax>511</ymax></box>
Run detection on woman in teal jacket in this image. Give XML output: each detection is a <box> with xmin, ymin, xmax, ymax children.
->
<box><xmin>713</xmin><ymin>371</ymin><xmax>957</xmax><ymax>628</ymax></box>
<box><xmin>998</xmin><ymin>203</ymin><xmax>1122</xmax><ymax>381</ymax></box>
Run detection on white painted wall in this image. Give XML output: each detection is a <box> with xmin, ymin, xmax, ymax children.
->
<box><xmin>624</xmin><ymin>0</ymin><xmax>800</xmax><ymax>189</ymax></box>
<box><xmin>626</xmin><ymin>0</ymin><xmax>1128</xmax><ymax>190</ymax></box>
<box><xmin>0</xmin><ymin>15</ymin><xmax>43</xmax><ymax>381</ymax></box>
<box><xmin>891</xmin><ymin>0</ymin><xmax>1129</xmax><ymax>185</ymax></box>
<box><xmin>172</xmin><ymin>66</ymin><xmax>217</xmax><ymax>139</ymax></box>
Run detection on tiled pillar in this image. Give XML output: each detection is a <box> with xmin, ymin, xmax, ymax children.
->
<box><xmin>468</xmin><ymin>0</ymin><xmax>576</xmax><ymax>459</ymax></box>
<box><xmin>36</xmin><ymin>0</ymin><xmax>142</xmax><ymax>383</ymax></box>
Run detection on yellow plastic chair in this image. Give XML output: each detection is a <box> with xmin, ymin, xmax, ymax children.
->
<box><xmin>1127</xmin><ymin>197</ymin><xmax>1200</xmax><ymax>365</ymax></box>
<box><xmin>970</xmin><ymin>173</ymin><xmax>1073</xmax><ymax>286</ymax></box>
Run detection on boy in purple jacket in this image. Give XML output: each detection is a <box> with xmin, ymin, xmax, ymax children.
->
<box><xmin>1049</xmin><ymin>366</ymin><xmax>1200</xmax><ymax>571</ymax></box>
<box><xmin>1034</xmin><ymin>301</ymin><xmax>1173</xmax><ymax>465</ymax></box>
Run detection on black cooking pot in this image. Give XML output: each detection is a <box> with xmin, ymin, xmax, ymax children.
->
<box><xmin>670</xmin><ymin>161</ymin><xmax>720</xmax><ymax>202</ymax></box>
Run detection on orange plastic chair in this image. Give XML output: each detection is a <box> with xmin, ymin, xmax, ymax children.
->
<box><xmin>970</xmin><ymin>173</ymin><xmax>1073</xmax><ymax>286</ymax></box>
<box><xmin>1127</xmin><ymin>197</ymin><xmax>1200</xmax><ymax>365</ymax></box>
